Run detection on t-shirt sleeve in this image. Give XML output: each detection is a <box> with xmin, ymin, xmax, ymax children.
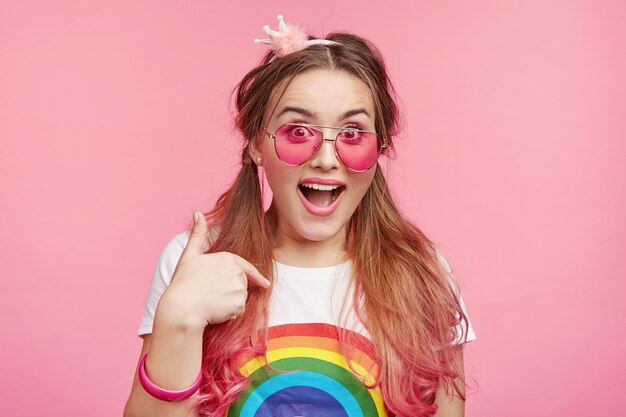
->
<box><xmin>137</xmin><ymin>230</ymin><xmax>190</xmax><ymax>337</ymax></box>
<box><xmin>435</xmin><ymin>248</ymin><xmax>477</xmax><ymax>345</ymax></box>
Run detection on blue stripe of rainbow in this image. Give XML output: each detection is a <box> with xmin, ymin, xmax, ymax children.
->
<box><xmin>239</xmin><ymin>371</ymin><xmax>363</xmax><ymax>417</ymax></box>
<box><xmin>225</xmin><ymin>323</ymin><xmax>389</xmax><ymax>417</ymax></box>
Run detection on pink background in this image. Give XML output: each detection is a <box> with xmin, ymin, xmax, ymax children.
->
<box><xmin>1</xmin><ymin>1</ymin><xmax>624</xmax><ymax>416</ymax></box>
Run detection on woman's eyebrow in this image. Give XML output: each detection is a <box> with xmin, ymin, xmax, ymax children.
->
<box><xmin>276</xmin><ymin>106</ymin><xmax>372</xmax><ymax>120</ymax></box>
<box><xmin>341</xmin><ymin>108</ymin><xmax>371</xmax><ymax>119</ymax></box>
<box><xmin>276</xmin><ymin>106</ymin><xmax>316</xmax><ymax>118</ymax></box>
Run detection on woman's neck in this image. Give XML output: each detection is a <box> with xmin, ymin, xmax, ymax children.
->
<box><xmin>272</xmin><ymin>245</ymin><xmax>349</xmax><ymax>268</ymax></box>
<box><xmin>264</xmin><ymin>203</ymin><xmax>350</xmax><ymax>268</ymax></box>
<box><xmin>272</xmin><ymin>228</ymin><xmax>349</xmax><ymax>268</ymax></box>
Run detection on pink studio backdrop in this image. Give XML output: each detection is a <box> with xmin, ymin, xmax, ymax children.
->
<box><xmin>1</xmin><ymin>1</ymin><xmax>624</xmax><ymax>416</ymax></box>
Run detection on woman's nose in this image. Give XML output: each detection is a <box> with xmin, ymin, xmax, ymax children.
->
<box><xmin>309</xmin><ymin>132</ymin><xmax>340</xmax><ymax>170</ymax></box>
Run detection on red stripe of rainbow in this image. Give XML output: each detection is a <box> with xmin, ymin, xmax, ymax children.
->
<box><xmin>225</xmin><ymin>323</ymin><xmax>389</xmax><ymax>417</ymax></box>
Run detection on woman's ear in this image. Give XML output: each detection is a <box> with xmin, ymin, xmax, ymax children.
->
<box><xmin>248</xmin><ymin>137</ymin><xmax>263</xmax><ymax>167</ymax></box>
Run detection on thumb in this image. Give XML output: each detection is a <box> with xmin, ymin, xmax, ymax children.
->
<box><xmin>181</xmin><ymin>211</ymin><xmax>208</xmax><ymax>260</ymax></box>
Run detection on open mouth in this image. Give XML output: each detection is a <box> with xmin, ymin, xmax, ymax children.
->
<box><xmin>298</xmin><ymin>183</ymin><xmax>345</xmax><ymax>207</ymax></box>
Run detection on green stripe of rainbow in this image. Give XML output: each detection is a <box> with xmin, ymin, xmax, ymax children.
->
<box><xmin>225</xmin><ymin>323</ymin><xmax>389</xmax><ymax>417</ymax></box>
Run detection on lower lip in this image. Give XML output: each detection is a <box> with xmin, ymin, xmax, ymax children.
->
<box><xmin>297</xmin><ymin>187</ymin><xmax>346</xmax><ymax>217</ymax></box>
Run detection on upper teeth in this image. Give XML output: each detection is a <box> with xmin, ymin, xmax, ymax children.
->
<box><xmin>301</xmin><ymin>183</ymin><xmax>341</xmax><ymax>191</ymax></box>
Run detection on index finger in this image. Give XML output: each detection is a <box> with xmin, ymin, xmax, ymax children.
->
<box><xmin>231</xmin><ymin>254</ymin><xmax>271</xmax><ymax>288</ymax></box>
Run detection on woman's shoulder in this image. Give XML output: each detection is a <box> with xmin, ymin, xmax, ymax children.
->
<box><xmin>165</xmin><ymin>223</ymin><xmax>221</xmax><ymax>252</ymax></box>
<box><xmin>430</xmin><ymin>244</ymin><xmax>461</xmax><ymax>295</ymax></box>
<box><xmin>157</xmin><ymin>224</ymin><xmax>221</xmax><ymax>275</ymax></box>
<box><xmin>170</xmin><ymin>229</ymin><xmax>190</xmax><ymax>249</ymax></box>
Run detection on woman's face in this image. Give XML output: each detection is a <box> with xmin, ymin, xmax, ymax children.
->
<box><xmin>252</xmin><ymin>68</ymin><xmax>378</xmax><ymax>246</ymax></box>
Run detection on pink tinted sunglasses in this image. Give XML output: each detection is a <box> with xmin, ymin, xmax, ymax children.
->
<box><xmin>264</xmin><ymin>123</ymin><xmax>387</xmax><ymax>172</ymax></box>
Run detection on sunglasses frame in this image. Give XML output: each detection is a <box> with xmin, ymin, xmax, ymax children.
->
<box><xmin>264</xmin><ymin>123</ymin><xmax>387</xmax><ymax>173</ymax></box>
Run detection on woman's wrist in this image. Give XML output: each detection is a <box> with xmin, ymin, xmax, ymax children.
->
<box><xmin>155</xmin><ymin>292</ymin><xmax>207</xmax><ymax>334</ymax></box>
<box><xmin>138</xmin><ymin>352</ymin><xmax>202</xmax><ymax>402</ymax></box>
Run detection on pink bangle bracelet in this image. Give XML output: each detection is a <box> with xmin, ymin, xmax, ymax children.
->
<box><xmin>138</xmin><ymin>353</ymin><xmax>202</xmax><ymax>402</ymax></box>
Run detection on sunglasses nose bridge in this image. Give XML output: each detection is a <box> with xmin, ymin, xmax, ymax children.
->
<box><xmin>313</xmin><ymin>126</ymin><xmax>340</xmax><ymax>142</ymax></box>
<box><xmin>307</xmin><ymin>130</ymin><xmax>341</xmax><ymax>168</ymax></box>
<box><xmin>315</xmin><ymin>137</ymin><xmax>339</xmax><ymax>156</ymax></box>
<box><xmin>310</xmin><ymin>127</ymin><xmax>340</xmax><ymax>156</ymax></box>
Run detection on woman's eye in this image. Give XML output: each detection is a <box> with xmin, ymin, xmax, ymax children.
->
<box><xmin>340</xmin><ymin>130</ymin><xmax>364</xmax><ymax>143</ymax></box>
<box><xmin>342</xmin><ymin>125</ymin><xmax>364</xmax><ymax>137</ymax></box>
<box><xmin>284</xmin><ymin>125</ymin><xmax>316</xmax><ymax>143</ymax></box>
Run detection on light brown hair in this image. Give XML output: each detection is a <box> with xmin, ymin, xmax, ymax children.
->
<box><xmin>193</xmin><ymin>32</ymin><xmax>471</xmax><ymax>417</ymax></box>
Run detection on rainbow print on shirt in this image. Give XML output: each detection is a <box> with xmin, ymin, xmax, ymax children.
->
<box><xmin>225</xmin><ymin>323</ymin><xmax>390</xmax><ymax>417</ymax></box>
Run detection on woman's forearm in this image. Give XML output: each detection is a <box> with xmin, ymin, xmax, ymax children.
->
<box><xmin>124</xmin><ymin>296</ymin><xmax>205</xmax><ymax>417</ymax></box>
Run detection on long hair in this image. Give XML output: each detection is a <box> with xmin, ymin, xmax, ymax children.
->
<box><xmin>191</xmin><ymin>32</ymin><xmax>472</xmax><ymax>417</ymax></box>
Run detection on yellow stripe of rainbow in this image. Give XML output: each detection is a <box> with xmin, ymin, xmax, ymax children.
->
<box><xmin>237</xmin><ymin>332</ymin><xmax>388</xmax><ymax>416</ymax></box>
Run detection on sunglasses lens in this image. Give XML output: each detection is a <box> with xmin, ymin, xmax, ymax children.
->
<box><xmin>336</xmin><ymin>131</ymin><xmax>382</xmax><ymax>172</ymax></box>
<box><xmin>273</xmin><ymin>124</ymin><xmax>383</xmax><ymax>171</ymax></box>
<box><xmin>274</xmin><ymin>124</ymin><xmax>322</xmax><ymax>165</ymax></box>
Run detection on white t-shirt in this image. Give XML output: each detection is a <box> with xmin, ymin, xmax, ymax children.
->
<box><xmin>138</xmin><ymin>230</ymin><xmax>476</xmax><ymax>343</ymax></box>
<box><xmin>137</xmin><ymin>231</ymin><xmax>477</xmax><ymax>416</ymax></box>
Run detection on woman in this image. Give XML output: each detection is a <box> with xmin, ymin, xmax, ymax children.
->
<box><xmin>124</xmin><ymin>15</ymin><xmax>476</xmax><ymax>417</ymax></box>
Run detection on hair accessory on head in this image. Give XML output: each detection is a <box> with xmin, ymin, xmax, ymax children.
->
<box><xmin>253</xmin><ymin>14</ymin><xmax>339</xmax><ymax>62</ymax></box>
